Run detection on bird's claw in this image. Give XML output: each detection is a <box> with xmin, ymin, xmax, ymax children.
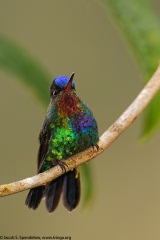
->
<box><xmin>58</xmin><ymin>161</ymin><xmax>68</xmax><ymax>173</ymax></box>
<box><xmin>91</xmin><ymin>143</ymin><xmax>99</xmax><ymax>152</ymax></box>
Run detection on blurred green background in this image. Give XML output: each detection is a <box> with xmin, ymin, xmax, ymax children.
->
<box><xmin>1</xmin><ymin>0</ymin><xmax>160</xmax><ymax>239</ymax></box>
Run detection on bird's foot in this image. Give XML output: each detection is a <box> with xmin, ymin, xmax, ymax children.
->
<box><xmin>91</xmin><ymin>143</ymin><xmax>99</xmax><ymax>152</ymax></box>
<box><xmin>57</xmin><ymin>160</ymin><xmax>68</xmax><ymax>173</ymax></box>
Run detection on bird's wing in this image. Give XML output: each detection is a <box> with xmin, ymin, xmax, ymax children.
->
<box><xmin>37</xmin><ymin>117</ymin><xmax>51</xmax><ymax>173</ymax></box>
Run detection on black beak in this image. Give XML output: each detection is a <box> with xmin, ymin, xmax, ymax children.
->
<box><xmin>65</xmin><ymin>72</ymin><xmax>75</xmax><ymax>91</ymax></box>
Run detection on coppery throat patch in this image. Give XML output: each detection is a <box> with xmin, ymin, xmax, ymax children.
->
<box><xmin>58</xmin><ymin>92</ymin><xmax>81</xmax><ymax>117</ymax></box>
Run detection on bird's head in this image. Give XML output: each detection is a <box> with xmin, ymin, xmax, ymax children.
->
<box><xmin>50</xmin><ymin>72</ymin><xmax>75</xmax><ymax>99</ymax></box>
<box><xmin>50</xmin><ymin>72</ymin><xmax>80</xmax><ymax>118</ymax></box>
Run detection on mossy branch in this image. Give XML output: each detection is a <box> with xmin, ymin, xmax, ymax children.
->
<box><xmin>1</xmin><ymin>65</ymin><xmax>160</xmax><ymax>197</ymax></box>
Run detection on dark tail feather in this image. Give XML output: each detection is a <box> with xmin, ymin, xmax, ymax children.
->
<box><xmin>63</xmin><ymin>168</ymin><xmax>81</xmax><ymax>211</ymax></box>
<box><xmin>25</xmin><ymin>186</ymin><xmax>44</xmax><ymax>210</ymax></box>
<box><xmin>45</xmin><ymin>177</ymin><xmax>64</xmax><ymax>213</ymax></box>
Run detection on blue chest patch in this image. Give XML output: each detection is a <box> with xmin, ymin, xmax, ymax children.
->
<box><xmin>70</xmin><ymin>112</ymin><xmax>97</xmax><ymax>133</ymax></box>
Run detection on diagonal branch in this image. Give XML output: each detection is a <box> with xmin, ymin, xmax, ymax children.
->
<box><xmin>1</xmin><ymin>65</ymin><xmax>160</xmax><ymax>197</ymax></box>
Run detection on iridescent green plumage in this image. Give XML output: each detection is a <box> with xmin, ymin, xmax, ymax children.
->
<box><xmin>25</xmin><ymin>73</ymin><xmax>99</xmax><ymax>212</ymax></box>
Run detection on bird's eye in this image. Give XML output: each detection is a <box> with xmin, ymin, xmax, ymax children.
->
<box><xmin>52</xmin><ymin>90</ymin><xmax>59</xmax><ymax>96</ymax></box>
<box><xmin>53</xmin><ymin>91</ymin><xmax>57</xmax><ymax>95</ymax></box>
<box><xmin>50</xmin><ymin>87</ymin><xmax>61</xmax><ymax>98</ymax></box>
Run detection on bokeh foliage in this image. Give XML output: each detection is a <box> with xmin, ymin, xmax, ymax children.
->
<box><xmin>103</xmin><ymin>0</ymin><xmax>160</xmax><ymax>137</ymax></box>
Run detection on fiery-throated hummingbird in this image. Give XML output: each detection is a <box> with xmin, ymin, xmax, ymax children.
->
<box><xmin>25</xmin><ymin>73</ymin><xmax>99</xmax><ymax>212</ymax></box>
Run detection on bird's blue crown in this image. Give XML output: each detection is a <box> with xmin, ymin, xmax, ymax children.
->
<box><xmin>55</xmin><ymin>75</ymin><xmax>75</xmax><ymax>89</ymax></box>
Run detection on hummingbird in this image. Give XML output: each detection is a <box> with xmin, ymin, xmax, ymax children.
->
<box><xmin>25</xmin><ymin>72</ymin><xmax>99</xmax><ymax>212</ymax></box>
